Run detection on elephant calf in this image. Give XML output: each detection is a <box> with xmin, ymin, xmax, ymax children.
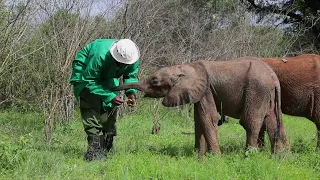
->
<box><xmin>112</xmin><ymin>58</ymin><xmax>289</xmax><ymax>158</ymax></box>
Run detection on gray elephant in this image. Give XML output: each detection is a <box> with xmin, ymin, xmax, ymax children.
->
<box><xmin>112</xmin><ymin>58</ymin><xmax>289</xmax><ymax>158</ymax></box>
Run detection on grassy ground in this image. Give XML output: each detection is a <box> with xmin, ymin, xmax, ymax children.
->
<box><xmin>1</xmin><ymin>99</ymin><xmax>320</xmax><ymax>180</ymax></box>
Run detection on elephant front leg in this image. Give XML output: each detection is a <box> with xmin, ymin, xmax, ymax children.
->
<box><xmin>194</xmin><ymin>96</ymin><xmax>221</xmax><ymax>157</ymax></box>
<box><xmin>194</xmin><ymin>108</ymin><xmax>207</xmax><ymax>158</ymax></box>
<box><xmin>201</xmin><ymin>122</ymin><xmax>220</xmax><ymax>155</ymax></box>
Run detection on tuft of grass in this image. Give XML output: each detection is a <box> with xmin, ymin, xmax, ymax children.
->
<box><xmin>1</xmin><ymin>99</ymin><xmax>320</xmax><ymax>179</ymax></box>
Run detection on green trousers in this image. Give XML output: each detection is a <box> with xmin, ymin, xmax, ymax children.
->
<box><xmin>79</xmin><ymin>88</ymin><xmax>118</xmax><ymax>136</ymax></box>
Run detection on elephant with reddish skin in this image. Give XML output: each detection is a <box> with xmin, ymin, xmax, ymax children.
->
<box><xmin>112</xmin><ymin>59</ymin><xmax>289</xmax><ymax>158</ymax></box>
<box><xmin>219</xmin><ymin>54</ymin><xmax>320</xmax><ymax>151</ymax></box>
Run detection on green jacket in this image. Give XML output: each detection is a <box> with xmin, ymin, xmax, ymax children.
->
<box><xmin>69</xmin><ymin>39</ymin><xmax>139</xmax><ymax>111</ymax></box>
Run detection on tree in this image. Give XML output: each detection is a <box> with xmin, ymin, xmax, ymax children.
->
<box><xmin>242</xmin><ymin>0</ymin><xmax>320</xmax><ymax>53</ymax></box>
<box><xmin>0</xmin><ymin>0</ymin><xmax>33</xmax><ymax>107</ymax></box>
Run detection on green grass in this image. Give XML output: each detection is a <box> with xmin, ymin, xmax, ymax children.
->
<box><xmin>1</xmin><ymin>99</ymin><xmax>320</xmax><ymax>179</ymax></box>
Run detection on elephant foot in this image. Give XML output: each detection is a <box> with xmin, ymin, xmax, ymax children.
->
<box><xmin>195</xmin><ymin>146</ymin><xmax>221</xmax><ymax>159</ymax></box>
<box><xmin>151</xmin><ymin>126</ymin><xmax>160</xmax><ymax>135</ymax></box>
<box><xmin>244</xmin><ymin>146</ymin><xmax>259</xmax><ymax>157</ymax></box>
<box><xmin>272</xmin><ymin>138</ymin><xmax>291</xmax><ymax>154</ymax></box>
<box><xmin>257</xmin><ymin>143</ymin><xmax>265</xmax><ymax>149</ymax></box>
<box><xmin>282</xmin><ymin>136</ymin><xmax>291</xmax><ymax>152</ymax></box>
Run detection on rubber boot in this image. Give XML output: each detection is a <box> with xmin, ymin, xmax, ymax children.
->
<box><xmin>99</xmin><ymin>135</ymin><xmax>106</xmax><ymax>151</ymax></box>
<box><xmin>84</xmin><ymin>135</ymin><xmax>105</xmax><ymax>162</ymax></box>
<box><xmin>105</xmin><ymin>134</ymin><xmax>114</xmax><ymax>152</ymax></box>
<box><xmin>102</xmin><ymin>133</ymin><xmax>115</xmax><ymax>153</ymax></box>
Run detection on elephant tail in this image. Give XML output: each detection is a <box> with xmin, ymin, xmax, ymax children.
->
<box><xmin>275</xmin><ymin>84</ymin><xmax>282</xmax><ymax>140</ymax></box>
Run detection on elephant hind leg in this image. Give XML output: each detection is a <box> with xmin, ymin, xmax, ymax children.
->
<box><xmin>240</xmin><ymin>86</ymin><xmax>273</xmax><ymax>150</ymax></box>
<box><xmin>240</xmin><ymin>115</ymin><xmax>264</xmax><ymax>150</ymax></box>
<box><xmin>263</xmin><ymin>110</ymin><xmax>289</xmax><ymax>153</ymax></box>
<box><xmin>314</xmin><ymin>122</ymin><xmax>320</xmax><ymax>151</ymax></box>
<box><xmin>316</xmin><ymin>124</ymin><xmax>320</xmax><ymax>152</ymax></box>
<box><xmin>258</xmin><ymin>124</ymin><xmax>266</xmax><ymax>149</ymax></box>
<box><xmin>312</xmin><ymin>119</ymin><xmax>320</xmax><ymax>151</ymax></box>
<box><xmin>240</xmin><ymin>96</ymin><xmax>269</xmax><ymax>150</ymax></box>
<box><xmin>312</xmin><ymin>93</ymin><xmax>320</xmax><ymax>151</ymax></box>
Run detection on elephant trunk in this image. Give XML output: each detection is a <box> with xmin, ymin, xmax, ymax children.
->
<box><xmin>111</xmin><ymin>80</ymin><xmax>148</xmax><ymax>92</ymax></box>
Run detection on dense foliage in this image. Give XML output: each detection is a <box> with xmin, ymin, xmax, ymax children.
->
<box><xmin>0</xmin><ymin>0</ymin><xmax>318</xmax><ymax>143</ymax></box>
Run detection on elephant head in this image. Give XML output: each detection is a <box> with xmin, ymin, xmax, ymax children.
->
<box><xmin>112</xmin><ymin>61</ymin><xmax>209</xmax><ymax>107</ymax></box>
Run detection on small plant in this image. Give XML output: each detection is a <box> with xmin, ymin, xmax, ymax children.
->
<box><xmin>0</xmin><ymin>133</ymin><xmax>33</xmax><ymax>171</ymax></box>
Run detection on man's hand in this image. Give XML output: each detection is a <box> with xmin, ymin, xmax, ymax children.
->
<box><xmin>112</xmin><ymin>96</ymin><xmax>124</xmax><ymax>106</ymax></box>
<box><xmin>127</xmin><ymin>93</ymin><xmax>136</xmax><ymax>107</ymax></box>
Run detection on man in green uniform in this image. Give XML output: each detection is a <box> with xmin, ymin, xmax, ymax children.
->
<box><xmin>70</xmin><ymin>39</ymin><xmax>140</xmax><ymax>161</ymax></box>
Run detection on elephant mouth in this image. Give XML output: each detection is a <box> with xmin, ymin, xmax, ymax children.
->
<box><xmin>143</xmin><ymin>93</ymin><xmax>165</xmax><ymax>98</ymax></box>
<box><xmin>142</xmin><ymin>87</ymin><xmax>168</xmax><ymax>98</ymax></box>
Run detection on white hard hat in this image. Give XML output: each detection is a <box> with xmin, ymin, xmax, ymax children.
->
<box><xmin>110</xmin><ymin>39</ymin><xmax>140</xmax><ymax>64</ymax></box>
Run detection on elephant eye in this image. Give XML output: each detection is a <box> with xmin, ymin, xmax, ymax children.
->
<box><xmin>151</xmin><ymin>78</ymin><xmax>159</xmax><ymax>86</ymax></box>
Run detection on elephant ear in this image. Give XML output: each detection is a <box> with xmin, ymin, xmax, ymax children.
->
<box><xmin>162</xmin><ymin>62</ymin><xmax>208</xmax><ymax>107</ymax></box>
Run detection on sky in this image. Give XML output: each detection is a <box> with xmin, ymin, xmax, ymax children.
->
<box><xmin>90</xmin><ymin>0</ymin><xmax>124</xmax><ymax>17</ymax></box>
